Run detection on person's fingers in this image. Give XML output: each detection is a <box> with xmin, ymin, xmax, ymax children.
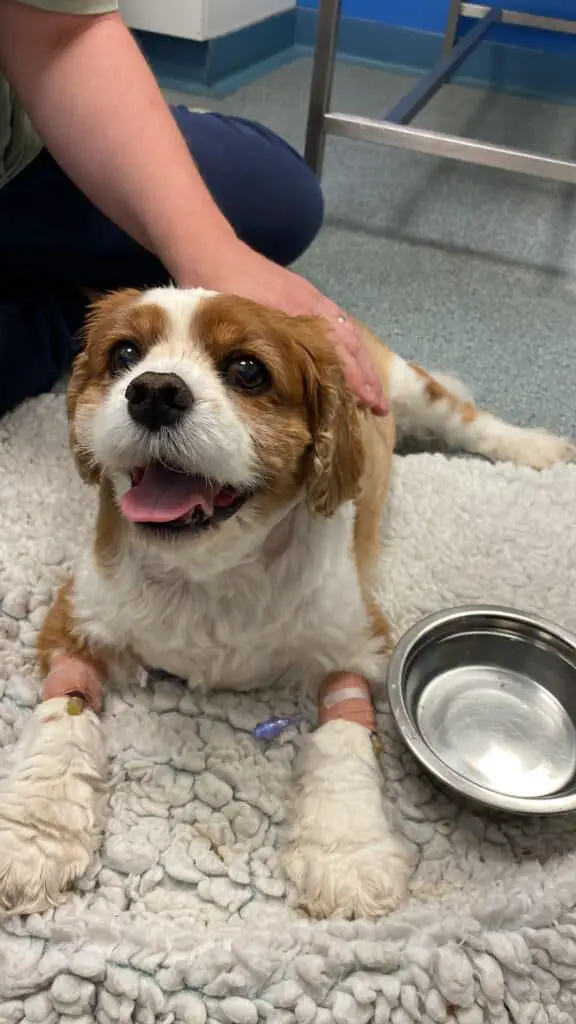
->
<box><xmin>329</xmin><ymin>332</ymin><xmax>388</xmax><ymax>415</ymax></box>
<box><xmin>329</xmin><ymin>317</ymin><xmax>387</xmax><ymax>415</ymax></box>
<box><xmin>331</xmin><ymin>336</ymin><xmax>365</xmax><ymax>391</ymax></box>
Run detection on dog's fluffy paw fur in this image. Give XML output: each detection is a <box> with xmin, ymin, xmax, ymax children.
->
<box><xmin>510</xmin><ymin>430</ymin><xmax>576</xmax><ymax>470</ymax></box>
<box><xmin>0</xmin><ymin>698</ymin><xmax>107</xmax><ymax>916</ymax></box>
<box><xmin>283</xmin><ymin>720</ymin><xmax>411</xmax><ymax>919</ymax></box>
<box><xmin>469</xmin><ymin>420</ymin><xmax>576</xmax><ymax>470</ymax></box>
<box><xmin>284</xmin><ymin>833</ymin><xmax>409</xmax><ymax>920</ymax></box>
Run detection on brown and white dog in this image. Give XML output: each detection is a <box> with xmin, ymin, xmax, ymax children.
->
<box><xmin>0</xmin><ymin>286</ymin><xmax>573</xmax><ymax>920</ymax></box>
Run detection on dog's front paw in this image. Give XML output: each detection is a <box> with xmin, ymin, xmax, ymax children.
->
<box><xmin>283</xmin><ymin>720</ymin><xmax>411</xmax><ymax>919</ymax></box>
<box><xmin>0</xmin><ymin>816</ymin><xmax>93</xmax><ymax>917</ymax></box>
<box><xmin>284</xmin><ymin>830</ymin><xmax>409</xmax><ymax>920</ymax></box>
<box><xmin>0</xmin><ymin>698</ymin><xmax>107</xmax><ymax>916</ymax></box>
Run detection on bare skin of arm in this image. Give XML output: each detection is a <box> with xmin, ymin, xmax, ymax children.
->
<box><xmin>0</xmin><ymin>2</ymin><xmax>386</xmax><ymax>413</ymax></box>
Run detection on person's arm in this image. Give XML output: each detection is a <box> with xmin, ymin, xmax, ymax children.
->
<box><xmin>0</xmin><ymin>1</ymin><xmax>386</xmax><ymax>412</ymax></box>
<box><xmin>0</xmin><ymin>3</ymin><xmax>237</xmax><ymax>282</ymax></box>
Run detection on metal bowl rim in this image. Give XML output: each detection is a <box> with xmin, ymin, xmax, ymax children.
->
<box><xmin>387</xmin><ymin>604</ymin><xmax>576</xmax><ymax>814</ymax></box>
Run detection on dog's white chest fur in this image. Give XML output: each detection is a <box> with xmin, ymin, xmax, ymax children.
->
<box><xmin>72</xmin><ymin>503</ymin><xmax>383</xmax><ymax>693</ymax></box>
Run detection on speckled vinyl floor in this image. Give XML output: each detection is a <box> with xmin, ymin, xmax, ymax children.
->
<box><xmin>166</xmin><ymin>56</ymin><xmax>576</xmax><ymax>437</ymax></box>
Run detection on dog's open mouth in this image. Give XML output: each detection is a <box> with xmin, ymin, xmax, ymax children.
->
<box><xmin>119</xmin><ymin>463</ymin><xmax>249</xmax><ymax>533</ymax></box>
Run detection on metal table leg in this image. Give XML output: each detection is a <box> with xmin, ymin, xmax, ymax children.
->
<box><xmin>304</xmin><ymin>0</ymin><xmax>341</xmax><ymax>176</ymax></box>
<box><xmin>442</xmin><ymin>0</ymin><xmax>463</xmax><ymax>55</ymax></box>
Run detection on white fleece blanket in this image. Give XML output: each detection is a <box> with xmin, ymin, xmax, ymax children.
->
<box><xmin>2</xmin><ymin>392</ymin><xmax>576</xmax><ymax>1024</ymax></box>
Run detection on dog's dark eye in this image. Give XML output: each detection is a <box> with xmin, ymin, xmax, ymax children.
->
<box><xmin>108</xmin><ymin>340</ymin><xmax>142</xmax><ymax>376</ymax></box>
<box><xmin>224</xmin><ymin>355</ymin><xmax>271</xmax><ymax>394</ymax></box>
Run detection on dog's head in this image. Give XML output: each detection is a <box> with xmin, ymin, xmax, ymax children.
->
<box><xmin>69</xmin><ymin>287</ymin><xmax>364</xmax><ymax>570</ymax></box>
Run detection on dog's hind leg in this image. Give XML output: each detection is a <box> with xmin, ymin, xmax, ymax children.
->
<box><xmin>384</xmin><ymin>351</ymin><xmax>575</xmax><ymax>469</ymax></box>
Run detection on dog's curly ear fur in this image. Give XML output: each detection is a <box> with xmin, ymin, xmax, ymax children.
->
<box><xmin>300</xmin><ymin>323</ymin><xmax>365</xmax><ymax>518</ymax></box>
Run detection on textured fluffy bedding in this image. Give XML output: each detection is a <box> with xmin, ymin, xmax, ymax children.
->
<box><xmin>2</xmin><ymin>392</ymin><xmax>576</xmax><ymax>1024</ymax></box>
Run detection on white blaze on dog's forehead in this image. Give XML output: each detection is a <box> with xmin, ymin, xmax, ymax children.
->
<box><xmin>135</xmin><ymin>285</ymin><xmax>219</xmax><ymax>306</ymax></box>
<box><xmin>132</xmin><ymin>287</ymin><xmax>220</xmax><ymax>358</ymax></box>
<box><xmin>135</xmin><ymin>286</ymin><xmax>219</xmax><ymax>333</ymax></box>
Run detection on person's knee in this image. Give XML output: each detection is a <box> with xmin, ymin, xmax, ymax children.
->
<box><xmin>172</xmin><ymin>108</ymin><xmax>325</xmax><ymax>267</ymax></box>
<box><xmin>273</xmin><ymin>153</ymin><xmax>324</xmax><ymax>266</ymax></box>
<box><xmin>230</xmin><ymin>117</ymin><xmax>325</xmax><ymax>265</ymax></box>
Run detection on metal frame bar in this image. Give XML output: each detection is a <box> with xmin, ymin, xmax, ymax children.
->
<box><xmin>460</xmin><ymin>3</ymin><xmax>576</xmax><ymax>34</ymax></box>
<box><xmin>304</xmin><ymin>1</ymin><xmax>576</xmax><ymax>183</ymax></box>
<box><xmin>324</xmin><ymin>114</ymin><xmax>576</xmax><ymax>184</ymax></box>
<box><xmin>442</xmin><ymin>0</ymin><xmax>463</xmax><ymax>55</ymax></box>
<box><xmin>387</xmin><ymin>8</ymin><xmax>500</xmax><ymax>125</ymax></box>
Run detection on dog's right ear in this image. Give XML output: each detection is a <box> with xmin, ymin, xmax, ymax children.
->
<box><xmin>67</xmin><ymin>347</ymin><xmax>101</xmax><ymax>486</ymax></box>
<box><xmin>67</xmin><ymin>289</ymin><xmax>141</xmax><ymax>486</ymax></box>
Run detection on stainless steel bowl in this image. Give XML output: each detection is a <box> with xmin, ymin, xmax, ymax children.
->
<box><xmin>388</xmin><ymin>606</ymin><xmax>576</xmax><ymax>814</ymax></box>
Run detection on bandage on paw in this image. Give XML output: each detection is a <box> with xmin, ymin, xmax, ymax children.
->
<box><xmin>42</xmin><ymin>653</ymin><xmax>103</xmax><ymax>713</ymax></box>
<box><xmin>318</xmin><ymin>671</ymin><xmax>377</xmax><ymax>733</ymax></box>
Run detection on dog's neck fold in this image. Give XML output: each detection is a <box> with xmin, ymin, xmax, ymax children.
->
<box><xmin>261</xmin><ymin>509</ymin><xmax>297</xmax><ymax>566</ymax></box>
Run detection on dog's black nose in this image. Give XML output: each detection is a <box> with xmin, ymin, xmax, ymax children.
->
<box><xmin>125</xmin><ymin>371</ymin><xmax>193</xmax><ymax>430</ymax></box>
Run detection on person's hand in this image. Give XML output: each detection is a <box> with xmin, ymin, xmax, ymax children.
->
<box><xmin>182</xmin><ymin>241</ymin><xmax>387</xmax><ymax>416</ymax></box>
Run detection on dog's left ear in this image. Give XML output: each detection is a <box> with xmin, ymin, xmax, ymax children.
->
<box><xmin>299</xmin><ymin>321</ymin><xmax>365</xmax><ymax>517</ymax></box>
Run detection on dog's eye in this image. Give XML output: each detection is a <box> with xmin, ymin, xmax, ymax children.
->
<box><xmin>223</xmin><ymin>355</ymin><xmax>271</xmax><ymax>394</ymax></box>
<box><xmin>108</xmin><ymin>340</ymin><xmax>142</xmax><ymax>376</ymax></box>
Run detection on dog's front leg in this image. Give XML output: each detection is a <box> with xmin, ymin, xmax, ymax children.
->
<box><xmin>0</xmin><ymin>584</ymin><xmax>108</xmax><ymax>917</ymax></box>
<box><xmin>282</xmin><ymin>673</ymin><xmax>411</xmax><ymax>919</ymax></box>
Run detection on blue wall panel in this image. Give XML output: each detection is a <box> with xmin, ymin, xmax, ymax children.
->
<box><xmin>297</xmin><ymin>0</ymin><xmax>576</xmax><ymax>54</ymax></box>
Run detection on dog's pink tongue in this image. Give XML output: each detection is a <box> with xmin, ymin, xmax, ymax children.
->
<box><xmin>120</xmin><ymin>465</ymin><xmax>215</xmax><ymax>523</ymax></box>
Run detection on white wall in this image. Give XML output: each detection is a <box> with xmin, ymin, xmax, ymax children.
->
<box><xmin>119</xmin><ymin>0</ymin><xmax>296</xmax><ymax>42</ymax></box>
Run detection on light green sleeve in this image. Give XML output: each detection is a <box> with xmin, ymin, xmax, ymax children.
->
<box><xmin>13</xmin><ymin>0</ymin><xmax>118</xmax><ymax>12</ymax></box>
